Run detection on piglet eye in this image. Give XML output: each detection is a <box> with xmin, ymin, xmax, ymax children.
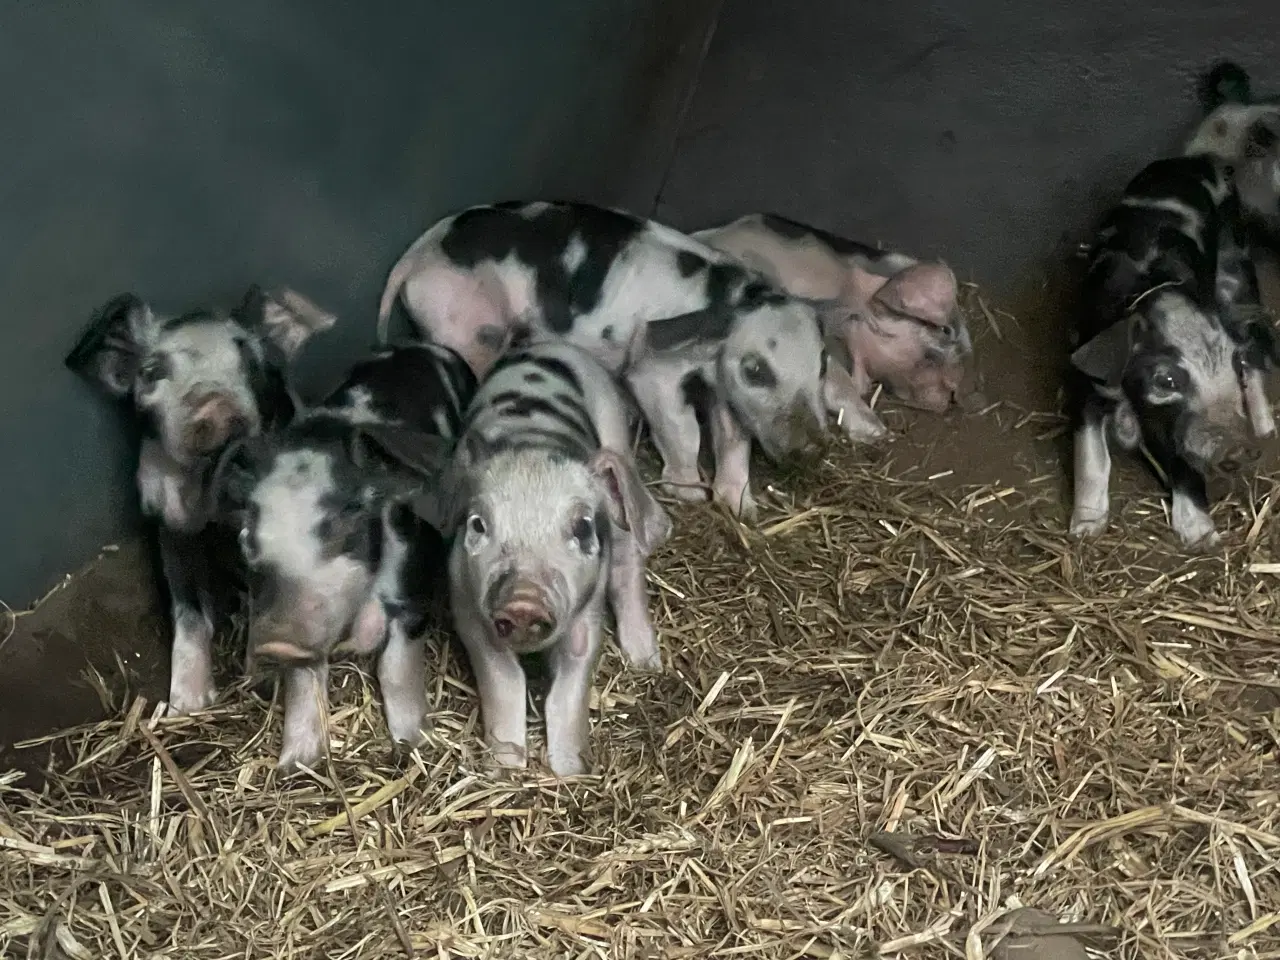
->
<box><xmin>468</xmin><ymin>514</ymin><xmax>487</xmax><ymax>537</ymax></box>
<box><xmin>571</xmin><ymin>516</ymin><xmax>595</xmax><ymax>551</ymax></box>
<box><xmin>740</xmin><ymin>353</ymin><xmax>776</xmax><ymax>388</ymax></box>
<box><xmin>137</xmin><ymin>358</ymin><xmax>163</xmax><ymax>388</ymax></box>
<box><xmin>1153</xmin><ymin>372</ymin><xmax>1178</xmax><ymax>391</ymax></box>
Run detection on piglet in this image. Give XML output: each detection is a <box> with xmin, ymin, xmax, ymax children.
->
<box><xmin>439</xmin><ymin>339</ymin><xmax>671</xmax><ymax>776</ymax></box>
<box><xmin>65</xmin><ymin>286</ymin><xmax>336</xmax><ymax>717</ymax></box>
<box><xmin>376</xmin><ymin>200</ymin><xmax>877</xmax><ymax>522</ymax></box>
<box><xmin>1186</xmin><ymin>60</ymin><xmax>1280</xmax><ymax>249</ymax></box>
<box><xmin>211</xmin><ymin>340</ymin><xmax>477</xmax><ymax>772</ymax></box>
<box><xmin>1070</xmin><ymin>154</ymin><xmax>1278</xmax><ymax>549</ymax></box>
<box><xmin>692</xmin><ymin>213</ymin><xmax>972</xmax><ymax>418</ymax></box>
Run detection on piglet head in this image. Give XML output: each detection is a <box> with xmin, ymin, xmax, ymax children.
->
<box><xmin>65</xmin><ymin>286</ymin><xmax>336</xmax><ymax>470</ymax></box>
<box><xmin>717</xmin><ymin>290</ymin><xmax>830</xmax><ymax>462</ymax></box>
<box><xmin>847</xmin><ymin>262</ymin><xmax>969</xmax><ymax>413</ymax></box>
<box><xmin>451</xmin><ymin>445</ymin><xmax>669</xmax><ymax>656</ymax></box>
<box><xmin>212</xmin><ymin>416</ymin><xmax>449</xmax><ymax>669</ymax></box>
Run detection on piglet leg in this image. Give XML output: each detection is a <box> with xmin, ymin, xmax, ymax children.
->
<box><xmin>709</xmin><ymin>400</ymin><xmax>758</xmax><ymax>522</ymax></box>
<box><xmin>544</xmin><ymin>599</ymin><xmax>606</xmax><ymax>776</ymax></box>
<box><xmin>453</xmin><ymin>600</ymin><xmax>528</xmax><ymax>768</ymax></box>
<box><xmin>277</xmin><ymin>662</ymin><xmax>331</xmax><ymax>773</ymax></box>
<box><xmin>158</xmin><ymin>529</ymin><xmax>218</xmax><ymax>715</ymax></box>
<box><xmin>1243</xmin><ymin>367</ymin><xmax>1277</xmax><ymax>438</ymax></box>
<box><xmin>1068</xmin><ymin>408</ymin><xmax>1112</xmax><ymax>539</ymax></box>
<box><xmin>626</xmin><ymin>362</ymin><xmax>707</xmax><ymax>503</ymax></box>
<box><xmin>377</xmin><ymin>619</ymin><xmax>431</xmax><ymax>749</ymax></box>
<box><xmin>607</xmin><ymin>527</ymin><xmax>662</xmax><ymax>671</ymax></box>
<box><xmin>1169</xmin><ymin>457</ymin><xmax>1220</xmax><ymax>551</ymax></box>
<box><xmin>822</xmin><ymin>362</ymin><xmax>887</xmax><ymax>443</ymax></box>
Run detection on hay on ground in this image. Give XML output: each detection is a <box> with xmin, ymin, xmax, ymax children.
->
<box><xmin>2</xmin><ymin>427</ymin><xmax>1280</xmax><ymax>959</ymax></box>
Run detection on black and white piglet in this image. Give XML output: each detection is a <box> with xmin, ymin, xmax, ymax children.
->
<box><xmin>1070</xmin><ymin>153</ymin><xmax>1278</xmax><ymax>548</ymax></box>
<box><xmin>1186</xmin><ymin>60</ymin><xmax>1280</xmax><ymax>248</ymax></box>
<box><xmin>437</xmin><ymin>339</ymin><xmax>671</xmax><ymax>777</ymax></box>
<box><xmin>65</xmin><ymin>286</ymin><xmax>336</xmax><ymax>715</ymax></box>
<box><xmin>210</xmin><ymin>340</ymin><xmax>477</xmax><ymax>772</ymax></box>
<box><xmin>377</xmin><ymin>200</ymin><xmax>879</xmax><ymax>521</ymax></box>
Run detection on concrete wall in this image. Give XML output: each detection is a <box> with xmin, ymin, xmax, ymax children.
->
<box><xmin>656</xmin><ymin>0</ymin><xmax>1280</xmax><ymax>329</ymax></box>
<box><xmin>0</xmin><ymin>0</ymin><xmax>719</xmax><ymax>605</ymax></box>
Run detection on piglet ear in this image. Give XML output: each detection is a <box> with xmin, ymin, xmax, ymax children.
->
<box><xmin>870</xmin><ymin>262</ymin><xmax>958</xmax><ymax>327</ymax></box>
<box><xmin>351</xmin><ymin>423</ymin><xmax>458</xmax><ymax>529</ymax></box>
<box><xmin>353</xmin><ymin>423</ymin><xmax>455</xmax><ymax>481</ymax></box>
<box><xmin>64</xmin><ymin>293</ymin><xmax>159</xmax><ymax>397</ymax></box>
<box><xmin>588</xmin><ymin>448</ymin><xmax>672</xmax><ymax>557</ymax></box>
<box><xmin>1070</xmin><ymin>316</ymin><xmax>1140</xmax><ymax>386</ymax></box>
<box><xmin>235</xmin><ymin>285</ymin><xmax>337</xmax><ymax>359</ymax></box>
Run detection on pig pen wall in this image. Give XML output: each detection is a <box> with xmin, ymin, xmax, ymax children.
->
<box><xmin>654</xmin><ymin>0</ymin><xmax>1280</xmax><ymax>413</ymax></box>
<box><xmin>0</xmin><ymin>0</ymin><xmax>721</xmax><ymax>608</ymax></box>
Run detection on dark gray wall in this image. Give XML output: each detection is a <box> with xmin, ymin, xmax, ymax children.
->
<box><xmin>657</xmin><ymin>0</ymin><xmax>1280</xmax><ymax>316</ymax></box>
<box><xmin>0</xmin><ymin>0</ymin><xmax>719</xmax><ymax>605</ymax></box>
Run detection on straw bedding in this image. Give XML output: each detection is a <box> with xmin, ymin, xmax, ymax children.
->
<box><xmin>3</xmin><ymin>384</ymin><xmax>1280</xmax><ymax>959</ymax></box>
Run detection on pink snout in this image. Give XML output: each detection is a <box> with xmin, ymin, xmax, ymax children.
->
<box><xmin>250</xmin><ymin>617</ymin><xmax>320</xmax><ymax>667</ymax></box>
<box><xmin>491</xmin><ymin>580</ymin><xmax>557</xmax><ymax>650</ymax></box>
<box><xmin>184</xmin><ymin>393</ymin><xmax>250</xmax><ymax>456</ymax></box>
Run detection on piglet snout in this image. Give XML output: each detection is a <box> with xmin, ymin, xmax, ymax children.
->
<box><xmin>250</xmin><ymin>618</ymin><xmax>319</xmax><ymax>668</ymax></box>
<box><xmin>185</xmin><ymin>393</ymin><xmax>250</xmax><ymax>455</ymax></box>
<box><xmin>491</xmin><ymin>580</ymin><xmax>557</xmax><ymax>649</ymax></box>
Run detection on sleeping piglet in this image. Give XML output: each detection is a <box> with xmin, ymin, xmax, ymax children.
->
<box><xmin>692</xmin><ymin>213</ymin><xmax>972</xmax><ymax>421</ymax></box>
<box><xmin>435</xmin><ymin>339</ymin><xmax>671</xmax><ymax>777</ymax></box>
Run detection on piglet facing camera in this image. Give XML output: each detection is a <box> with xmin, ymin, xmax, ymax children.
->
<box><xmin>210</xmin><ymin>341</ymin><xmax>476</xmax><ymax>773</ymax></box>
<box><xmin>64</xmin><ymin>285</ymin><xmax>336</xmax><ymax>719</ymax></box>
<box><xmin>443</xmin><ymin>340</ymin><xmax>671</xmax><ymax>777</ymax></box>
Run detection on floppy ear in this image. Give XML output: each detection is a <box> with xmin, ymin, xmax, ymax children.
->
<box><xmin>64</xmin><ymin>293</ymin><xmax>159</xmax><ymax>397</ymax></box>
<box><xmin>588</xmin><ymin>447</ymin><xmax>672</xmax><ymax>557</ymax></box>
<box><xmin>870</xmin><ymin>262</ymin><xmax>958</xmax><ymax>327</ymax></box>
<box><xmin>350</xmin><ymin>423</ymin><xmax>457</xmax><ymax>527</ymax></box>
<box><xmin>235</xmin><ymin>285</ymin><xmax>337</xmax><ymax>359</ymax></box>
<box><xmin>1070</xmin><ymin>316</ymin><xmax>1140</xmax><ymax>386</ymax></box>
<box><xmin>352</xmin><ymin>423</ymin><xmax>455</xmax><ymax>481</ymax></box>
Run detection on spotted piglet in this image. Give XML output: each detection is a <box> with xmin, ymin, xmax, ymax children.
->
<box><xmin>65</xmin><ymin>286</ymin><xmax>336</xmax><ymax>716</ymax></box>
<box><xmin>377</xmin><ymin>200</ymin><xmax>879</xmax><ymax>521</ymax></box>
<box><xmin>693</xmin><ymin>213</ymin><xmax>972</xmax><ymax>420</ymax></box>
<box><xmin>210</xmin><ymin>341</ymin><xmax>476</xmax><ymax>771</ymax></box>
<box><xmin>439</xmin><ymin>339</ymin><xmax>671</xmax><ymax>776</ymax></box>
<box><xmin>1186</xmin><ymin>61</ymin><xmax>1280</xmax><ymax>249</ymax></box>
<box><xmin>1069</xmin><ymin>154</ymin><xmax>1278</xmax><ymax>549</ymax></box>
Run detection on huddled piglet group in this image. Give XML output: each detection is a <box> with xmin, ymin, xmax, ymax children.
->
<box><xmin>62</xmin><ymin>56</ymin><xmax>1280</xmax><ymax>777</ymax></box>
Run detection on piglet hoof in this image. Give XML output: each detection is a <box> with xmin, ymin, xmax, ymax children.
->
<box><xmin>660</xmin><ymin>478</ymin><xmax>709</xmax><ymax>504</ymax></box>
<box><xmin>620</xmin><ymin>630</ymin><xmax>663</xmax><ymax>672</ymax></box>
<box><xmin>546</xmin><ymin>746</ymin><xmax>588</xmax><ymax>778</ymax></box>
<box><xmin>837</xmin><ymin>412</ymin><xmax>888</xmax><ymax>445</ymax></box>
<box><xmin>1068</xmin><ymin>511</ymin><xmax>1109</xmax><ymax>540</ymax></box>
<box><xmin>488</xmin><ymin>738</ymin><xmax>528</xmax><ymax>770</ymax></box>
<box><xmin>386</xmin><ymin>712</ymin><xmax>433</xmax><ymax>752</ymax></box>
<box><xmin>1176</xmin><ymin>523</ymin><xmax>1221</xmax><ymax>553</ymax></box>
<box><xmin>166</xmin><ymin>678</ymin><xmax>218</xmax><ymax>717</ymax></box>
<box><xmin>715</xmin><ymin>483</ymin><xmax>758</xmax><ymax>523</ymax></box>
<box><xmin>275</xmin><ymin>737</ymin><xmax>326</xmax><ymax>776</ymax></box>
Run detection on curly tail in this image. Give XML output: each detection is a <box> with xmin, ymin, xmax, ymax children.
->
<box><xmin>1199</xmin><ymin>60</ymin><xmax>1253</xmax><ymax>112</ymax></box>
